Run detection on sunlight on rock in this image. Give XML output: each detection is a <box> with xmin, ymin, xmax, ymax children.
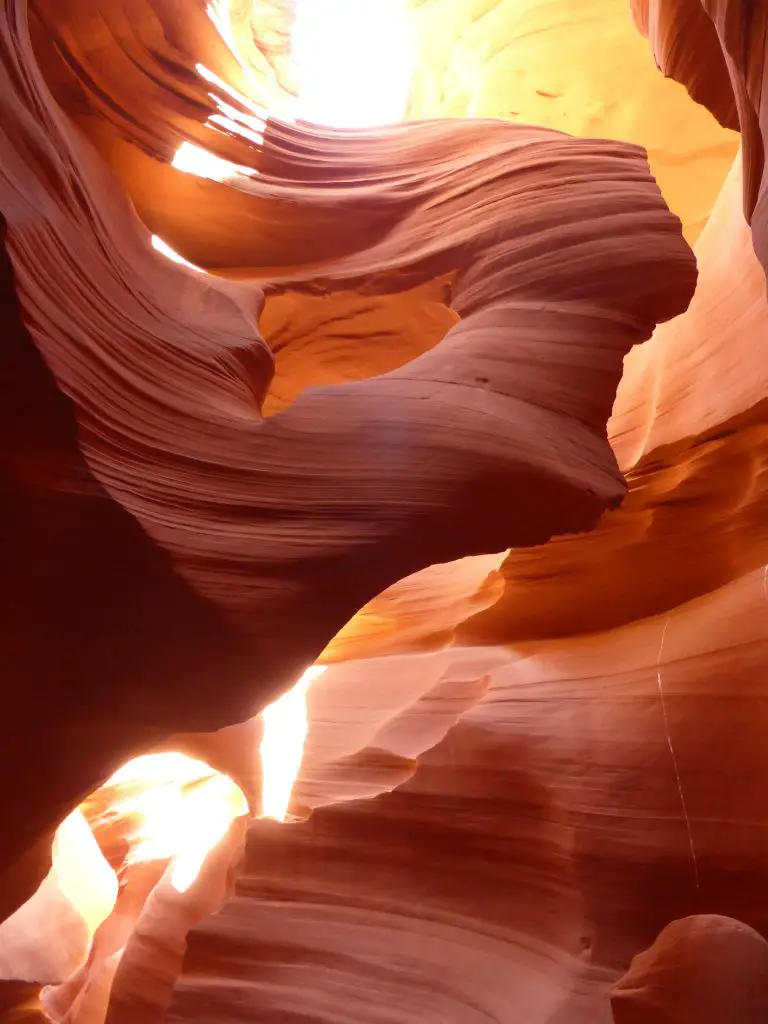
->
<box><xmin>103</xmin><ymin>753</ymin><xmax>248</xmax><ymax>894</ymax></box>
<box><xmin>171</xmin><ymin>140</ymin><xmax>256</xmax><ymax>182</ymax></box>
<box><xmin>260</xmin><ymin>665</ymin><xmax>327</xmax><ymax>821</ymax></box>
<box><xmin>0</xmin><ymin>811</ymin><xmax>117</xmax><ymax>982</ymax></box>
<box><xmin>150</xmin><ymin>234</ymin><xmax>205</xmax><ymax>272</ymax></box>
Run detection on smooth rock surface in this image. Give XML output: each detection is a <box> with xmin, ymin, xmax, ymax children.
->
<box><xmin>1</xmin><ymin>1</ymin><xmax>767</xmax><ymax>1022</ymax></box>
<box><xmin>611</xmin><ymin>915</ymin><xmax>768</xmax><ymax>1022</ymax></box>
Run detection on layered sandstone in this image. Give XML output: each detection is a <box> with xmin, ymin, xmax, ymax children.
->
<box><xmin>1</xmin><ymin>0</ymin><xmax>767</xmax><ymax>1022</ymax></box>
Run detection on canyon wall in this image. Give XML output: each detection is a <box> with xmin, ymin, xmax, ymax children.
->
<box><xmin>1</xmin><ymin>0</ymin><xmax>767</xmax><ymax>1021</ymax></box>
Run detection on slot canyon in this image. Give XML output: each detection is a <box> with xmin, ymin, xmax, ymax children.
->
<box><xmin>1</xmin><ymin>0</ymin><xmax>767</xmax><ymax>1020</ymax></box>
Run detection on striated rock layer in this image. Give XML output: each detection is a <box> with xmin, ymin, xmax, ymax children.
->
<box><xmin>1</xmin><ymin>0</ymin><xmax>768</xmax><ymax>1022</ymax></box>
<box><xmin>1</xmin><ymin>0</ymin><xmax>695</xmax><ymax>872</ymax></box>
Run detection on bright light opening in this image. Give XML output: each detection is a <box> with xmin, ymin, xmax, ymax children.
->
<box><xmin>101</xmin><ymin>753</ymin><xmax>248</xmax><ymax>893</ymax></box>
<box><xmin>290</xmin><ymin>0</ymin><xmax>415</xmax><ymax>127</ymax></box>
<box><xmin>0</xmin><ymin>810</ymin><xmax>118</xmax><ymax>982</ymax></box>
<box><xmin>2</xmin><ymin>654</ymin><xmax>329</xmax><ymax>989</ymax></box>
<box><xmin>260</xmin><ymin>665</ymin><xmax>326</xmax><ymax>821</ymax></box>
<box><xmin>51</xmin><ymin>810</ymin><xmax>119</xmax><ymax>934</ymax></box>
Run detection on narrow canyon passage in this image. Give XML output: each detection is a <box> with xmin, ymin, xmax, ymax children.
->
<box><xmin>1</xmin><ymin>0</ymin><xmax>767</xmax><ymax>1022</ymax></box>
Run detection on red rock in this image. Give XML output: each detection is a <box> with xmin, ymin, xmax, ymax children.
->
<box><xmin>611</xmin><ymin>915</ymin><xmax>768</xmax><ymax>1021</ymax></box>
<box><xmin>1</xmin><ymin>0</ymin><xmax>767</xmax><ymax>1021</ymax></box>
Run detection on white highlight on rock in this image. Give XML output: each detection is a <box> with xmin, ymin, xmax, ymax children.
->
<box><xmin>0</xmin><ymin>811</ymin><xmax>117</xmax><ymax>981</ymax></box>
<box><xmin>656</xmin><ymin>614</ymin><xmax>700</xmax><ymax>890</ymax></box>
<box><xmin>150</xmin><ymin>234</ymin><xmax>205</xmax><ymax>272</ymax></box>
<box><xmin>171</xmin><ymin>140</ymin><xmax>256</xmax><ymax>181</ymax></box>
<box><xmin>260</xmin><ymin>665</ymin><xmax>327</xmax><ymax>821</ymax></box>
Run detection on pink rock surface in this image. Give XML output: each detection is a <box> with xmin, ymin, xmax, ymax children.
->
<box><xmin>2</xmin><ymin>0</ymin><xmax>768</xmax><ymax>1022</ymax></box>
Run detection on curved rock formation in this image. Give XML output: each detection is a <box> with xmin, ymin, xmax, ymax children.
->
<box><xmin>1</xmin><ymin>0</ymin><xmax>696</xmax><ymax>868</ymax></box>
<box><xmin>2</xmin><ymin>0</ymin><xmax>768</xmax><ymax>1022</ymax></box>
<box><xmin>611</xmin><ymin>915</ymin><xmax>768</xmax><ymax>1021</ymax></box>
<box><xmin>633</xmin><ymin>0</ymin><xmax>767</xmax><ymax>262</ymax></box>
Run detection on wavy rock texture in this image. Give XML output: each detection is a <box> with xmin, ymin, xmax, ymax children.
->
<box><xmin>632</xmin><ymin>0</ymin><xmax>767</xmax><ymax>261</ymax></box>
<box><xmin>1</xmin><ymin>0</ymin><xmax>767</xmax><ymax>1022</ymax></box>
<box><xmin>1</xmin><ymin>0</ymin><xmax>696</xmax><ymax>857</ymax></box>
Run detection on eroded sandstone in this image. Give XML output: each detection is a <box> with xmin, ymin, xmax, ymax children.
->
<box><xmin>1</xmin><ymin>0</ymin><xmax>767</xmax><ymax>1021</ymax></box>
